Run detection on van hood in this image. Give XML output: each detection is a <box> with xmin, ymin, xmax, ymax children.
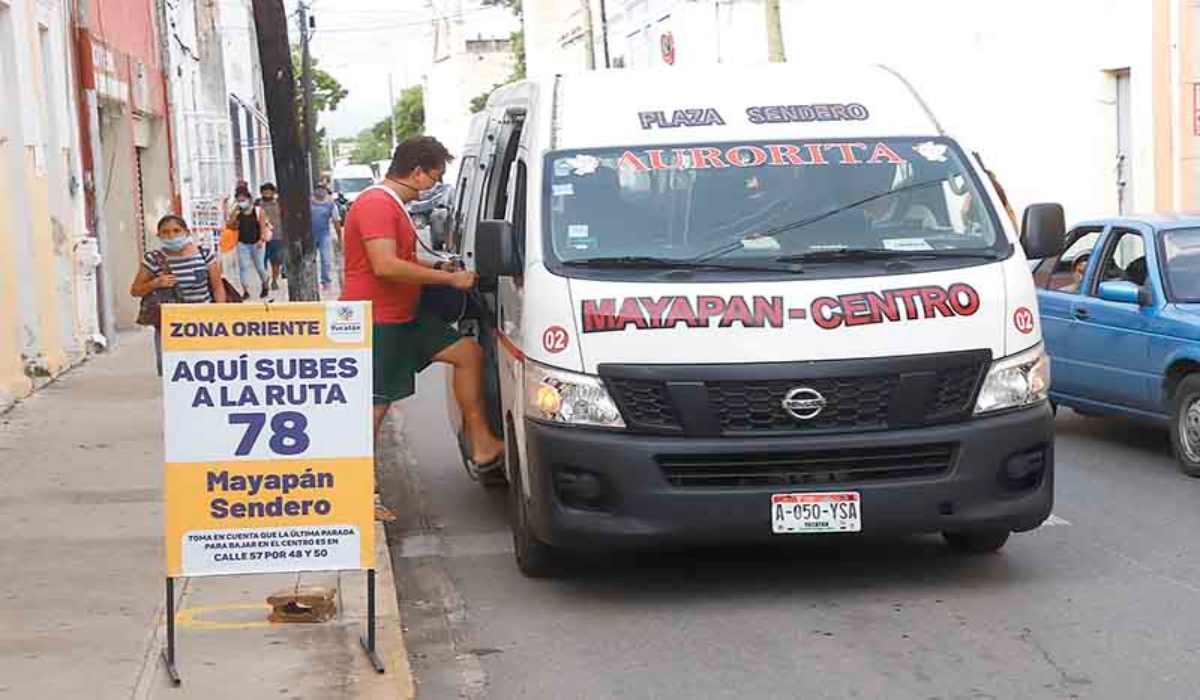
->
<box><xmin>561</xmin><ymin>264</ymin><xmax>1010</xmax><ymax>373</ymax></box>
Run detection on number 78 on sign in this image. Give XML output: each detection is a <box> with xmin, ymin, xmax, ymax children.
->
<box><xmin>160</xmin><ymin>302</ymin><xmax>375</xmax><ymax>578</ymax></box>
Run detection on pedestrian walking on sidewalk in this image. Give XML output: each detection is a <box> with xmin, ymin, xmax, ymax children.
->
<box><xmin>258</xmin><ymin>182</ymin><xmax>286</xmax><ymax>291</ymax></box>
<box><xmin>341</xmin><ymin>136</ymin><xmax>505</xmax><ymax>473</ymax></box>
<box><xmin>130</xmin><ymin>215</ymin><xmax>226</xmax><ymax>375</ymax></box>
<box><xmin>228</xmin><ymin>186</ymin><xmax>272</xmax><ymax>299</ymax></box>
<box><xmin>312</xmin><ymin>184</ymin><xmax>343</xmax><ymax>293</ymax></box>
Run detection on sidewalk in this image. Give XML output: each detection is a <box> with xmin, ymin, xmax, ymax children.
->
<box><xmin>0</xmin><ymin>331</ymin><xmax>413</xmax><ymax>699</ymax></box>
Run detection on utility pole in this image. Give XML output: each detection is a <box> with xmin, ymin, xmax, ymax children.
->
<box><xmin>252</xmin><ymin>0</ymin><xmax>319</xmax><ymax>302</ymax></box>
<box><xmin>388</xmin><ymin>74</ymin><xmax>398</xmax><ymax>153</ymax></box>
<box><xmin>299</xmin><ymin>0</ymin><xmax>315</xmax><ymax>183</ymax></box>
<box><xmin>765</xmin><ymin>0</ymin><xmax>786</xmax><ymax>63</ymax></box>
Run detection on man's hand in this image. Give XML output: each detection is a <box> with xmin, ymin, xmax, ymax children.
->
<box><xmin>448</xmin><ymin>270</ymin><xmax>477</xmax><ymax>291</ymax></box>
<box><xmin>155</xmin><ymin>274</ymin><xmax>178</xmax><ymax>289</ymax></box>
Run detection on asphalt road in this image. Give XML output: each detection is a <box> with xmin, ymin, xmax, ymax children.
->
<box><xmin>382</xmin><ymin>367</ymin><xmax>1200</xmax><ymax>700</ymax></box>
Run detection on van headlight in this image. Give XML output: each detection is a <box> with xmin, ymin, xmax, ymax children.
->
<box><xmin>525</xmin><ymin>362</ymin><xmax>626</xmax><ymax>428</ymax></box>
<box><xmin>974</xmin><ymin>343</ymin><xmax>1051</xmax><ymax>415</ymax></box>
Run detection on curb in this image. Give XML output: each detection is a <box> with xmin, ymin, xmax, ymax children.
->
<box><xmin>374</xmin><ymin>519</ymin><xmax>417</xmax><ymax>700</ymax></box>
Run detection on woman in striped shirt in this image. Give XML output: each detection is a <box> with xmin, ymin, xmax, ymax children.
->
<box><xmin>130</xmin><ymin>215</ymin><xmax>226</xmax><ymax>374</ymax></box>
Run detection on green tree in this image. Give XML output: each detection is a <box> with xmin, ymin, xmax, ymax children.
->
<box><xmin>351</xmin><ymin>86</ymin><xmax>425</xmax><ymax>164</ymax></box>
<box><xmin>291</xmin><ymin>49</ymin><xmax>348</xmax><ymax>172</ymax></box>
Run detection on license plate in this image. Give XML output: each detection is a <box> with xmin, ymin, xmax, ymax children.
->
<box><xmin>771</xmin><ymin>492</ymin><xmax>861</xmax><ymax>534</ymax></box>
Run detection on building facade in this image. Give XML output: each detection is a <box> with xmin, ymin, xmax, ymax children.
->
<box><xmin>527</xmin><ymin>0</ymin><xmax>1200</xmax><ymax>223</ymax></box>
<box><xmin>0</xmin><ymin>0</ymin><xmax>100</xmax><ymax>409</ymax></box>
<box><xmin>218</xmin><ymin>0</ymin><xmax>273</xmax><ymax>195</ymax></box>
<box><xmin>424</xmin><ymin>0</ymin><xmax>519</xmax><ymax>152</ymax></box>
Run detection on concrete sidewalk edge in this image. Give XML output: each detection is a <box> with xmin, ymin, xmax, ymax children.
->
<box><xmin>376</xmin><ymin>519</ymin><xmax>418</xmax><ymax>700</ymax></box>
<box><xmin>130</xmin><ymin>521</ymin><xmax>415</xmax><ymax>698</ymax></box>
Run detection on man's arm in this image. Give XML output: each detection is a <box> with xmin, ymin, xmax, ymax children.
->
<box><xmin>363</xmin><ymin>238</ymin><xmax>474</xmax><ymax>289</ymax></box>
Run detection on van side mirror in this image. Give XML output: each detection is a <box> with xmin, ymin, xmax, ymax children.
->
<box><xmin>476</xmin><ymin>219</ymin><xmax>521</xmax><ymax>278</ymax></box>
<box><xmin>429</xmin><ymin>208</ymin><xmax>450</xmax><ymax>251</ymax></box>
<box><xmin>1020</xmin><ymin>203</ymin><xmax>1066</xmax><ymax>259</ymax></box>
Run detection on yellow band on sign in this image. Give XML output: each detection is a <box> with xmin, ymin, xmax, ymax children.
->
<box><xmin>162</xmin><ymin>302</ymin><xmax>374</xmax><ymax>578</ymax></box>
<box><xmin>160</xmin><ymin>301</ymin><xmax>372</xmax><ymax>352</ymax></box>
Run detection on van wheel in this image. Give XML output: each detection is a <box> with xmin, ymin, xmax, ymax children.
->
<box><xmin>508</xmin><ymin>445</ymin><xmax>562</xmax><ymax>578</ymax></box>
<box><xmin>943</xmin><ymin>530</ymin><xmax>1010</xmax><ymax>554</ymax></box>
<box><xmin>1169</xmin><ymin>375</ymin><xmax>1200</xmax><ymax>477</ymax></box>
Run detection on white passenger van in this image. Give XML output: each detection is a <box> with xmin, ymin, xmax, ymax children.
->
<box><xmin>433</xmin><ymin>65</ymin><xmax>1065</xmax><ymax>577</ymax></box>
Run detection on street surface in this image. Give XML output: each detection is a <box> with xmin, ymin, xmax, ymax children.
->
<box><xmin>383</xmin><ymin>368</ymin><xmax>1200</xmax><ymax>700</ymax></box>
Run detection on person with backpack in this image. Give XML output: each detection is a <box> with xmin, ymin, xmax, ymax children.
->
<box><xmin>130</xmin><ymin>215</ymin><xmax>227</xmax><ymax>376</ymax></box>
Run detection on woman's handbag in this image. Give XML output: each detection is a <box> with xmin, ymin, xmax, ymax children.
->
<box><xmin>135</xmin><ymin>251</ymin><xmax>181</xmax><ymax>327</ymax></box>
<box><xmin>219</xmin><ymin>223</ymin><xmax>238</xmax><ymax>253</ymax></box>
<box><xmin>216</xmin><ymin>277</ymin><xmax>244</xmax><ymax>303</ymax></box>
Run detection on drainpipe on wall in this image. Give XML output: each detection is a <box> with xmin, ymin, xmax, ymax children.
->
<box><xmin>580</xmin><ymin>0</ymin><xmax>597</xmax><ymax>70</ymax></box>
<box><xmin>70</xmin><ymin>7</ymin><xmax>118</xmax><ymax>349</ymax></box>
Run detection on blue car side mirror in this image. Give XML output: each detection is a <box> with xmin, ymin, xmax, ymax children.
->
<box><xmin>1098</xmin><ymin>280</ymin><xmax>1149</xmax><ymax>305</ymax></box>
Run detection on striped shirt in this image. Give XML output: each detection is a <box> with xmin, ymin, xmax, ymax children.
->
<box><xmin>142</xmin><ymin>247</ymin><xmax>216</xmax><ymax>303</ymax></box>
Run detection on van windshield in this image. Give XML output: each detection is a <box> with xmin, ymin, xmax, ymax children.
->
<box><xmin>335</xmin><ymin>177</ymin><xmax>374</xmax><ymax>194</ymax></box>
<box><xmin>545</xmin><ymin>138</ymin><xmax>1005</xmax><ymax>265</ymax></box>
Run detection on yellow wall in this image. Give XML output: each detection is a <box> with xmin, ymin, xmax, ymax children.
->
<box><xmin>0</xmin><ymin>7</ymin><xmax>80</xmax><ymax>409</ymax></box>
<box><xmin>0</xmin><ymin>143</ymin><xmax>33</xmax><ymax>407</ymax></box>
<box><xmin>23</xmin><ymin>149</ymin><xmax>69</xmax><ymax>376</ymax></box>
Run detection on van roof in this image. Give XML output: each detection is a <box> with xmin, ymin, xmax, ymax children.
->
<box><xmin>523</xmin><ymin>64</ymin><xmax>943</xmax><ymax>151</ymax></box>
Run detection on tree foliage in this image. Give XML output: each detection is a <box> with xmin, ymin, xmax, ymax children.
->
<box><xmin>351</xmin><ymin>86</ymin><xmax>425</xmax><ymax>165</ymax></box>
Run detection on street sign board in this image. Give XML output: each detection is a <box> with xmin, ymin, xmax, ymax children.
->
<box><xmin>161</xmin><ymin>301</ymin><xmax>374</xmax><ymax>577</ymax></box>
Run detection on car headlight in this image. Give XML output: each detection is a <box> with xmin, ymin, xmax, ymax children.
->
<box><xmin>974</xmin><ymin>343</ymin><xmax>1051</xmax><ymax>415</ymax></box>
<box><xmin>525</xmin><ymin>362</ymin><xmax>626</xmax><ymax>428</ymax></box>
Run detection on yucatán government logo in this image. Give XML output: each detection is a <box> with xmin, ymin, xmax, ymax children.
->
<box><xmin>325</xmin><ymin>303</ymin><xmax>365</xmax><ymax>343</ymax></box>
<box><xmin>782</xmin><ymin>387</ymin><xmax>826</xmax><ymax>420</ymax></box>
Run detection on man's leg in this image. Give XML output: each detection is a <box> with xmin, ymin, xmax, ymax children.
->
<box><xmin>432</xmin><ymin>338</ymin><xmax>504</xmax><ymax>464</ymax></box>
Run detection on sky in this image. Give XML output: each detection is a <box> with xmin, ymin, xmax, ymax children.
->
<box><xmin>285</xmin><ymin>0</ymin><xmax>437</xmax><ymax>140</ymax></box>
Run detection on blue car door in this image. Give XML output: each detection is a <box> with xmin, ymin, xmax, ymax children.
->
<box><xmin>1036</xmin><ymin>226</ymin><xmax>1105</xmax><ymax>400</ymax></box>
<box><xmin>1064</xmin><ymin>226</ymin><xmax>1157</xmax><ymax>412</ymax></box>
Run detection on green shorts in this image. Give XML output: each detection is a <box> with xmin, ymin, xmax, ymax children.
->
<box><xmin>372</xmin><ymin>315</ymin><xmax>461</xmax><ymax>405</ymax></box>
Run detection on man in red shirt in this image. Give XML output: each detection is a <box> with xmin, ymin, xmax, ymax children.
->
<box><xmin>342</xmin><ymin>136</ymin><xmax>504</xmax><ymax>469</ymax></box>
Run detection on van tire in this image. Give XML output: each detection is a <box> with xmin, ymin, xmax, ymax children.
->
<box><xmin>943</xmin><ymin>530</ymin><xmax>1010</xmax><ymax>554</ymax></box>
<box><xmin>508</xmin><ymin>444</ymin><xmax>562</xmax><ymax>578</ymax></box>
<box><xmin>1169</xmin><ymin>375</ymin><xmax>1200</xmax><ymax>477</ymax></box>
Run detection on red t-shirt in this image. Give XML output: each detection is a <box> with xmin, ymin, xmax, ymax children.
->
<box><xmin>341</xmin><ymin>187</ymin><xmax>421</xmax><ymax>324</ymax></box>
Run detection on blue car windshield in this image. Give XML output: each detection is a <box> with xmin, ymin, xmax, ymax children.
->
<box><xmin>544</xmin><ymin>137</ymin><xmax>1005</xmax><ymax>264</ymax></box>
<box><xmin>1162</xmin><ymin>228</ymin><xmax>1200</xmax><ymax>301</ymax></box>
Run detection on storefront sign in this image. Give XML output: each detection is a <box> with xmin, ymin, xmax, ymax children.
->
<box><xmin>161</xmin><ymin>302</ymin><xmax>374</xmax><ymax>577</ymax></box>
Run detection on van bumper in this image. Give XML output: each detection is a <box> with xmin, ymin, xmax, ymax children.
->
<box><xmin>521</xmin><ymin>403</ymin><xmax>1054</xmax><ymax>548</ymax></box>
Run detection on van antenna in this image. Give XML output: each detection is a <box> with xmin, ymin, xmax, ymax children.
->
<box><xmin>873</xmin><ymin>63</ymin><xmax>944</xmax><ymax>136</ymax></box>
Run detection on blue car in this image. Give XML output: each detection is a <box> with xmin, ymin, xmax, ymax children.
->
<box><xmin>1033</xmin><ymin>215</ymin><xmax>1200</xmax><ymax>475</ymax></box>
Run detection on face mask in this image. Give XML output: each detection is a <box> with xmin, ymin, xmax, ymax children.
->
<box><xmin>238</xmin><ymin>201</ymin><xmax>251</xmax><ymax>210</ymax></box>
<box><xmin>161</xmin><ymin>235</ymin><xmax>189</xmax><ymax>252</ymax></box>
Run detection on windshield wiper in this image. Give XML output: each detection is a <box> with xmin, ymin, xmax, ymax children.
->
<box><xmin>561</xmin><ymin>256</ymin><xmax>797</xmax><ymax>273</ymax></box>
<box><xmin>774</xmin><ymin>248</ymin><xmax>1000</xmax><ymax>263</ymax></box>
<box><xmin>689</xmin><ymin>179</ymin><xmax>945</xmax><ymax>263</ymax></box>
